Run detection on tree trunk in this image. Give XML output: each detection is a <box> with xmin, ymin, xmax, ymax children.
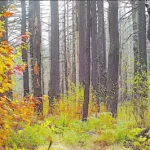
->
<box><xmin>79</xmin><ymin>1</ymin><xmax>86</xmax><ymax>84</ymax></box>
<box><xmin>66</xmin><ymin>0</ymin><xmax>71</xmax><ymax>87</ymax></box>
<box><xmin>63</xmin><ymin>1</ymin><xmax>68</xmax><ymax>93</ymax></box>
<box><xmin>91</xmin><ymin>1</ymin><xmax>97</xmax><ymax>90</ymax></box>
<box><xmin>146</xmin><ymin>4</ymin><xmax>150</xmax><ymax>41</ymax></box>
<box><xmin>97</xmin><ymin>0</ymin><xmax>107</xmax><ymax>103</ymax></box>
<box><xmin>48</xmin><ymin>0</ymin><xmax>60</xmax><ymax>100</ymax></box>
<box><xmin>29</xmin><ymin>1</ymin><xmax>42</xmax><ymax>113</ymax></box>
<box><xmin>75</xmin><ymin>1</ymin><xmax>79</xmax><ymax>86</ymax></box>
<box><xmin>107</xmin><ymin>0</ymin><xmax>119</xmax><ymax>117</ymax></box>
<box><xmin>21</xmin><ymin>0</ymin><xmax>29</xmax><ymax>97</ymax></box>
<box><xmin>137</xmin><ymin>0</ymin><xmax>148</xmax><ymax>109</ymax></box>
<box><xmin>0</xmin><ymin>0</ymin><xmax>8</xmax><ymax>40</ymax></box>
<box><xmin>131</xmin><ymin>0</ymin><xmax>139</xmax><ymax>76</ymax></box>
<box><xmin>137</xmin><ymin>0</ymin><xmax>147</xmax><ymax>73</ymax></box>
<box><xmin>72</xmin><ymin>1</ymin><xmax>76</xmax><ymax>85</ymax></box>
<box><xmin>82</xmin><ymin>1</ymin><xmax>90</xmax><ymax>121</ymax></box>
<box><xmin>131</xmin><ymin>0</ymin><xmax>147</xmax><ymax>100</ymax></box>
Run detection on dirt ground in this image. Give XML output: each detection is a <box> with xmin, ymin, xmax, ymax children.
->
<box><xmin>37</xmin><ymin>143</ymin><xmax>131</xmax><ymax>150</ymax></box>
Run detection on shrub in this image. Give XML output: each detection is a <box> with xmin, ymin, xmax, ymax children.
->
<box><xmin>52</xmin><ymin>82</ymin><xmax>100</xmax><ymax>120</ymax></box>
<box><xmin>6</xmin><ymin>124</ymin><xmax>52</xmax><ymax>149</ymax></box>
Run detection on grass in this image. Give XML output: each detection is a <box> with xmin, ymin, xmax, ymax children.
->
<box><xmin>5</xmin><ymin>100</ymin><xmax>150</xmax><ymax>150</ymax></box>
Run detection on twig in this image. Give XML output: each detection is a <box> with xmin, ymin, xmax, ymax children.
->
<box><xmin>48</xmin><ymin>140</ymin><xmax>52</xmax><ymax>150</ymax></box>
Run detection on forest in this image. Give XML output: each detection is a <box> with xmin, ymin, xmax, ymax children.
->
<box><xmin>0</xmin><ymin>0</ymin><xmax>150</xmax><ymax>150</ymax></box>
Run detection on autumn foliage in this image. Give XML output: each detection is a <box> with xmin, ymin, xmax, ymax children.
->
<box><xmin>51</xmin><ymin>82</ymin><xmax>101</xmax><ymax>120</ymax></box>
<box><xmin>0</xmin><ymin>5</ymin><xmax>37</xmax><ymax>146</ymax></box>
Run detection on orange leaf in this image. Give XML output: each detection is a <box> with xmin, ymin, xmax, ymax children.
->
<box><xmin>1</xmin><ymin>41</ymin><xmax>8</xmax><ymax>45</ymax></box>
<box><xmin>3</xmin><ymin>11</ymin><xmax>14</xmax><ymax>17</ymax></box>
<box><xmin>7</xmin><ymin>47</ymin><xmax>13</xmax><ymax>54</ymax></box>
<box><xmin>22</xmin><ymin>34</ymin><xmax>29</xmax><ymax>39</ymax></box>
<box><xmin>21</xmin><ymin>64</ymin><xmax>27</xmax><ymax>72</ymax></box>
<box><xmin>33</xmin><ymin>61</ymin><xmax>39</xmax><ymax>75</ymax></box>
<box><xmin>0</xmin><ymin>31</ymin><xmax>3</xmax><ymax>38</ymax></box>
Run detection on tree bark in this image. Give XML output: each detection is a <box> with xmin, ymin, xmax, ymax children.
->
<box><xmin>21</xmin><ymin>0</ymin><xmax>29</xmax><ymax>97</ymax></box>
<box><xmin>0</xmin><ymin>0</ymin><xmax>8</xmax><ymax>40</ymax></box>
<box><xmin>29</xmin><ymin>1</ymin><xmax>42</xmax><ymax>113</ymax></box>
<box><xmin>131</xmin><ymin>0</ymin><xmax>147</xmax><ymax>100</ymax></box>
<box><xmin>131</xmin><ymin>0</ymin><xmax>139</xmax><ymax>76</ymax></box>
<box><xmin>72</xmin><ymin>1</ymin><xmax>76</xmax><ymax>85</ymax></box>
<box><xmin>82</xmin><ymin>1</ymin><xmax>90</xmax><ymax>121</ymax></box>
<box><xmin>75</xmin><ymin>1</ymin><xmax>79</xmax><ymax>86</ymax></box>
<box><xmin>48</xmin><ymin>0</ymin><xmax>60</xmax><ymax>100</ymax></box>
<box><xmin>79</xmin><ymin>1</ymin><xmax>86</xmax><ymax>84</ymax></box>
<box><xmin>91</xmin><ymin>1</ymin><xmax>97</xmax><ymax>90</ymax></box>
<box><xmin>97</xmin><ymin>0</ymin><xmax>107</xmax><ymax>103</ymax></box>
<box><xmin>145</xmin><ymin>4</ymin><xmax>150</xmax><ymax>41</ymax></box>
<box><xmin>63</xmin><ymin>1</ymin><xmax>68</xmax><ymax>93</ymax></box>
<box><xmin>107</xmin><ymin>0</ymin><xmax>119</xmax><ymax>117</ymax></box>
<box><xmin>137</xmin><ymin>0</ymin><xmax>147</xmax><ymax>73</ymax></box>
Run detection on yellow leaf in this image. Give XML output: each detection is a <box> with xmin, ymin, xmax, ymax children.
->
<box><xmin>0</xmin><ymin>31</ymin><xmax>4</xmax><ymax>38</ymax></box>
<box><xmin>0</xmin><ymin>62</ymin><xmax>5</xmax><ymax>75</ymax></box>
<box><xmin>43</xmin><ymin>95</ymin><xmax>49</xmax><ymax>116</ymax></box>
<box><xmin>34</xmin><ymin>61</ymin><xmax>39</xmax><ymax>75</ymax></box>
<box><xmin>0</xmin><ymin>75</ymin><xmax>3</xmax><ymax>83</ymax></box>
<box><xmin>0</xmin><ymin>88</ymin><xmax>4</xmax><ymax>93</ymax></box>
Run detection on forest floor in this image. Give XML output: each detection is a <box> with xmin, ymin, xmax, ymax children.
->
<box><xmin>37</xmin><ymin>143</ymin><xmax>131</xmax><ymax>150</ymax></box>
<box><xmin>37</xmin><ymin>144</ymin><xmax>129</xmax><ymax>150</ymax></box>
<box><xmin>4</xmin><ymin>102</ymin><xmax>149</xmax><ymax>150</ymax></box>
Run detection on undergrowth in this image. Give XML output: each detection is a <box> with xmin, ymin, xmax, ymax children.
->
<box><xmin>5</xmin><ymin>82</ymin><xmax>150</xmax><ymax>150</ymax></box>
<box><xmin>6</xmin><ymin>110</ymin><xmax>150</xmax><ymax>150</ymax></box>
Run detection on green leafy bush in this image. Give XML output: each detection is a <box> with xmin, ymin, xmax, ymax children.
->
<box><xmin>5</xmin><ymin>100</ymin><xmax>149</xmax><ymax>149</ymax></box>
<box><xmin>6</xmin><ymin>124</ymin><xmax>52</xmax><ymax>149</ymax></box>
